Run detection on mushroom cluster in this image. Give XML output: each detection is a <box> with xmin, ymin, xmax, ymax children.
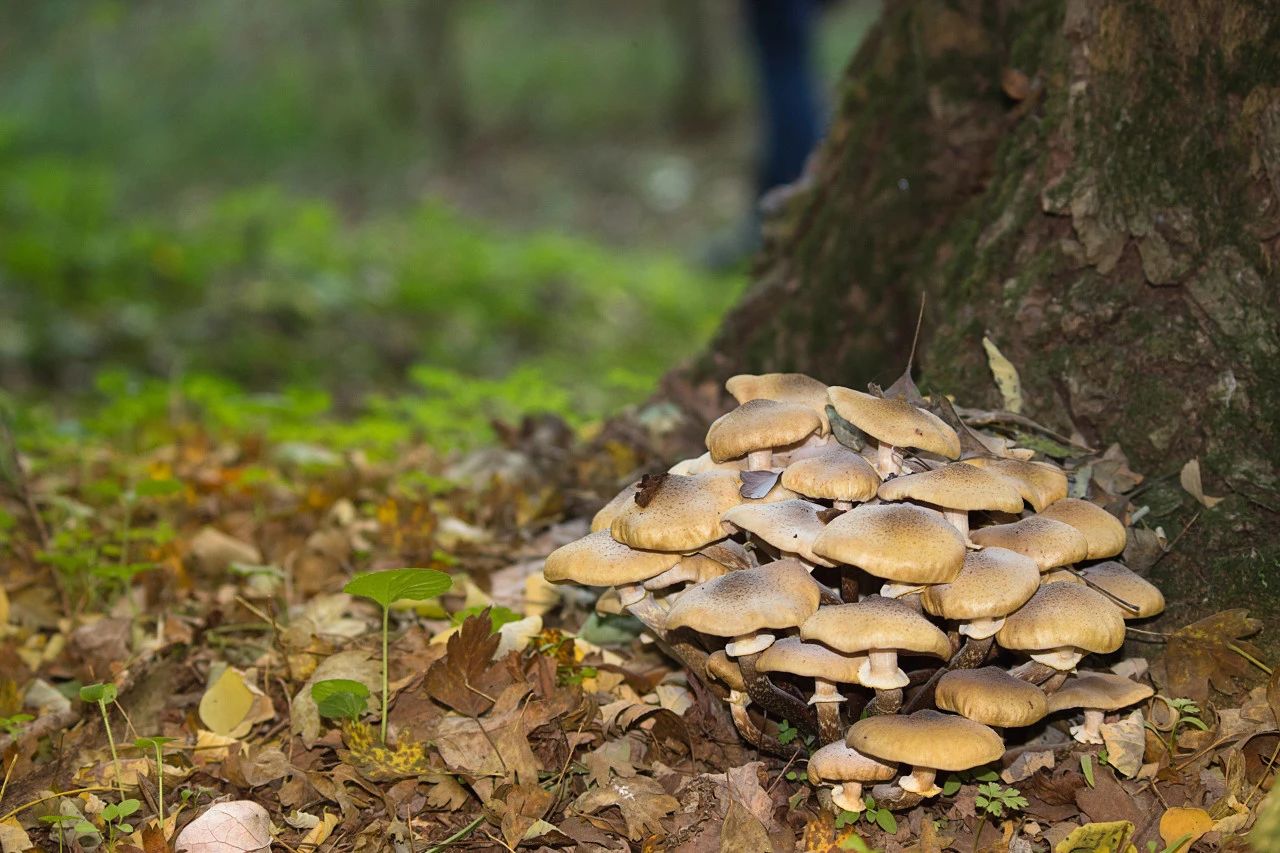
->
<box><xmin>543</xmin><ymin>372</ymin><xmax>1162</xmax><ymax>812</ymax></box>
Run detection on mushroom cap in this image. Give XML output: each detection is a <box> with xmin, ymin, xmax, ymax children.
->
<box><xmin>935</xmin><ymin>667</ymin><xmax>1048</xmax><ymax>727</ymax></box>
<box><xmin>1076</xmin><ymin>561</ymin><xmax>1165</xmax><ymax>618</ymax></box>
<box><xmin>780</xmin><ymin>444</ymin><xmax>881</xmax><ymax>503</ymax></box>
<box><xmin>846</xmin><ymin>710</ymin><xmax>1004</xmax><ymax>772</ymax></box>
<box><xmin>543</xmin><ymin>531</ymin><xmax>683</xmax><ymax>586</ymax></box>
<box><xmin>755</xmin><ymin>636</ymin><xmax>866</xmax><ymax>683</ymax></box>
<box><xmin>1047</xmin><ymin>673</ymin><xmax>1154</xmax><ymax>713</ymax></box>
<box><xmin>667</xmin><ymin>452</ymin><xmax>748</xmax><ymax>476</ymax></box>
<box><xmin>706</xmin><ymin>399</ymin><xmax>822</xmax><ymax>463</ymax></box>
<box><xmin>807</xmin><ymin>741</ymin><xmax>898</xmax><ymax>785</ymax></box>
<box><xmin>610</xmin><ymin>471</ymin><xmax>743</xmax><ymax>552</ymax></box>
<box><xmin>1037</xmin><ymin>498</ymin><xmax>1127</xmax><ymax>560</ymax></box>
<box><xmin>877</xmin><ymin>462</ymin><xmax>1026</xmax><ymax>513</ymax></box>
<box><xmin>962</xmin><ymin>457</ymin><xmax>1068</xmax><ymax>512</ymax></box>
<box><xmin>920</xmin><ymin>547</ymin><xmax>1040</xmax><ymax>621</ymax></box>
<box><xmin>800</xmin><ymin>596</ymin><xmax>951</xmax><ymax>659</ymax></box>
<box><xmin>813</xmin><ymin>503</ymin><xmax>966</xmax><ymax>584</ymax></box>
<box><xmin>707</xmin><ymin>650</ymin><xmax>747</xmax><ymax>693</ymax></box>
<box><xmin>726</xmin><ymin>373</ymin><xmax>832</xmax><ymax>434</ymax></box>
<box><xmin>996</xmin><ymin>584</ymin><xmax>1126</xmax><ymax>656</ymax></box>
<box><xmin>665</xmin><ymin>559</ymin><xmax>821</xmax><ymax>638</ymax></box>
<box><xmin>591</xmin><ymin>481</ymin><xmax>640</xmax><ymax>533</ymax></box>
<box><xmin>721</xmin><ymin>499</ymin><xmax>835</xmax><ymax>566</ymax></box>
<box><xmin>1039</xmin><ymin>568</ymin><xmax>1085</xmax><ymax>585</ymax></box>
<box><xmin>969</xmin><ymin>516</ymin><xmax>1090</xmax><ymax>570</ymax></box>
<box><xmin>827</xmin><ymin>387</ymin><xmax>961</xmax><ymax>459</ymax></box>
<box><xmin>643</xmin><ymin>553</ymin><xmax>734</xmax><ymax>591</ymax></box>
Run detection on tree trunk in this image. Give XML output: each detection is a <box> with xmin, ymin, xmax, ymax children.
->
<box><xmin>671</xmin><ymin>1</ymin><xmax>1280</xmax><ymax>647</ymax></box>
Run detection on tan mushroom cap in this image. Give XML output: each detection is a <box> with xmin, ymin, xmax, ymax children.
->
<box><xmin>707</xmin><ymin>650</ymin><xmax>747</xmax><ymax>693</ymax></box>
<box><xmin>962</xmin><ymin>457</ymin><xmax>1068</xmax><ymax>512</ymax></box>
<box><xmin>665</xmin><ymin>559</ymin><xmax>821</xmax><ymax>640</ymax></box>
<box><xmin>756</xmin><ymin>636</ymin><xmax>865</xmax><ymax>683</ymax></box>
<box><xmin>544</xmin><ymin>531</ymin><xmax>683</xmax><ymax>587</ymax></box>
<box><xmin>969</xmin><ymin>516</ymin><xmax>1090</xmax><ymax>570</ymax></box>
<box><xmin>705</xmin><ymin>399</ymin><xmax>822</xmax><ymax>463</ymax></box>
<box><xmin>877</xmin><ymin>462</ymin><xmax>1026</xmax><ymax>513</ymax></box>
<box><xmin>1037</xmin><ymin>498</ymin><xmax>1128</xmax><ymax>560</ymax></box>
<box><xmin>726</xmin><ymin>373</ymin><xmax>832</xmax><ymax>434</ymax></box>
<box><xmin>643</xmin><ymin>553</ymin><xmax>734</xmax><ymax>591</ymax></box>
<box><xmin>921</xmin><ymin>547</ymin><xmax>1040</xmax><ymax>622</ymax></box>
<box><xmin>780</xmin><ymin>444</ymin><xmax>880</xmax><ymax>503</ymax></box>
<box><xmin>800</xmin><ymin>596</ymin><xmax>951</xmax><ymax>659</ymax></box>
<box><xmin>667</xmin><ymin>451</ymin><xmax>748</xmax><ymax>476</ymax></box>
<box><xmin>1047</xmin><ymin>673</ymin><xmax>1154</xmax><ymax>713</ymax></box>
<box><xmin>996</xmin><ymin>584</ymin><xmax>1126</xmax><ymax>660</ymax></box>
<box><xmin>935</xmin><ymin>667</ymin><xmax>1048</xmax><ymax>728</ymax></box>
<box><xmin>721</xmin><ymin>499</ymin><xmax>835</xmax><ymax>566</ymax></box>
<box><xmin>1076</xmin><ymin>561</ymin><xmax>1165</xmax><ymax>618</ymax></box>
<box><xmin>847</xmin><ymin>710</ymin><xmax>1005</xmax><ymax>773</ymax></box>
<box><xmin>813</xmin><ymin>503</ymin><xmax>965</xmax><ymax>584</ymax></box>
<box><xmin>1040</xmin><ymin>568</ymin><xmax>1085</xmax><ymax>585</ymax></box>
<box><xmin>610</xmin><ymin>471</ymin><xmax>743</xmax><ymax>552</ymax></box>
<box><xmin>827</xmin><ymin>387</ymin><xmax>961</xmax><ymax>459</ymax></box>
<box><xmin>807</xmin><ymin>741</ymin><xmax>898</xmax><ymax>785</ymax></box>
<box><xmin>591</xmin><ymin>481</ymin><xmax>639</xmax><ymax>533</ymax></box>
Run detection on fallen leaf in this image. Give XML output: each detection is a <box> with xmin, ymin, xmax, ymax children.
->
<box><xmin>1100</xmin><ymin>710</ymin><xmax>1146</xmax><ymax>778</ymax></box>
<box><xmin>189</xmin><ymin>527</ymin><xmax>261</xmax><ymax>574</ymax></box>
<box><xmin>1163</xmin><ymin>609</ymin><xmax>1263</xmax><ymax>703</ymax></box>
<box><xmin>720</xmin><ymin>798</ymin><xmax>773</xmax><ymax>852</ymax></box>
<box><xmin>424</xmin><ymin>610</ymin><xmax>509</xmax><ymax>716</ymax></box>
<box><xmin>1053</xmin><ymin>821</ymin><xmax>1135</xmax><ymax>853</ymax></box>
<box><xmin>298</xmin><ymin>812</ymin><xmax>339</xmax><ymax>850</ymax></box>
<box><xmin>634</xmin><ymin>473</ymin><xmax>668</xmax><ymax>508</ymax></box>
<box><xmin>199</xmin><ymin>667</ymin><xmax>255</xmax><ymax>735</ymax></box>
<box><xmin>1002</xmin><ymin>749</ymin><xmax>1055</xmax><ymax>783</ymax></box>
<box><xmin>583</xmin><ymin>738</ymin><xmax>636</xmax><ymax>788</ymax></box>
<box><xmin>1179</xmin><ymin>458</ymin><xmax>1225</xmax><ymax>508</ymax></box>
<box><xmin>174</xmin><ymin>801</ymin><xmax>271</xmax><ymax>853</ymax></box>
<box><xmin>982</xmin><ymin>336</ymin><xmax>1023</xmax><ymax>414</ymax></box>
<box><xmin>1158</xmin><ymin>807</ymin><xmax>1212</xmax><ymax>851</ymax></box>
<box><xmin>291</xmin><ymin>649</ymin><xmax>382</xmax><ymax>746</ymax></box>
<box><xmin>739</xmin><ymin>469</ymin><xmax>781</xmax><ymax>499</ymax></box>
<box><xmin>0</xmin><ymin>819</ymin><xmax>32</xmax><ymax>853</ymax></box>
<box><xmin>573</xmin><ymin>775</ymin><xmax>678</xmax><ymax>841</ymax></box>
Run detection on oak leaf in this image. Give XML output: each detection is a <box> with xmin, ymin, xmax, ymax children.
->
<box><xmin>424</xmin><ymin>610</ymin><xmax>508</xmax><ymax>716</ymax></box>
<box><xmin>1163</xmin><ymin>609</ymin><xmax>1262</xmax><ymax>703</ymax></box>
<box><xmin>573</xmin><ymin>775</ymin><xmax>678</xmax><ymax>841</ymax></box>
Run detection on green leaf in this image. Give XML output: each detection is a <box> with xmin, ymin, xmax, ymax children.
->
<box><xmin>344</xmin><ymin>568</ymin><xmax>452</xmax><ymax>609</ymax></box>
<box><xmin>875</xmin><ymin>809</ymin><xmax>897</xmax><ymax>833</ymax></box>
<box><xmin>839</xmin><ymin>833</ymin><xmax>875</xmax><ymax>852</ymax></box>
<box><xmin>134</xmin><ymin>735</ymin><xmax>176</xmax><ymax>751</ymax></box>
<box><xmin>134</xmin><ymin>478</ymin><xmax>183</xmax><ymax>498</ymax></box>
<box><xmin>942</xmin><ymin>776</ymin><xmax>962</xmax><ymax>796</ymax></box>
<box><xmin>80</xmin><ymin>682</ymin><xmax>118</xmax><ymax>703</ymax></box>
<box><xmin>835</xmin><ymin>810</ymin><xmax>858</xmax><ymax>828</ymax></box>
<box><xmin>115</xmin><ymin>799</ymin><xmax>139</xmax><ymax>817</ymax></box>
<box><xmin>973</xmin><ymin>767</ymin><xmax>999</xmax><ymax>782</ymax></box>
<box><xmin>1081</xmin><ymin>754</ymin><xmax>1095</xmax><ymax>787</ymax></box>
<box><xmin>311</xmin><ymin>678</ymin><xmax>370</xmax><ymax>721</ymax></box>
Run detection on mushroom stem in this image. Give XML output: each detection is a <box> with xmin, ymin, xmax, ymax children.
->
<box><xmin>859</xmin><ymin>650</ymin><xmax>909</xmax><ymax>690</ymax></box>
<box><xmin>898</xmin><ymin>766</ymin><xmax>940</xmax><ymax>797</ymax></box>
<box><xmin>616</xmin><ymin>582</ymin><xmax>647</xmax><ymax>608</ymax></box>
<box><xmin>815</xmin><ymin>582</ymin><xmax>843</xmax><ymax>606</ymax></box>
<box><xmin>1009</xmin><ymin>660</ymin><xmax>1060</xmax><ymax>685</ymax></box>
<box><xmin>622</xmin><ymin>595</ymin><xmax>710</xmax><ymax>682</ymax></box>
<box><xmin>747</xmin><ymin>449</ymin><xmax>774</xmax><ymax>471</ymax></box>
<box><xmin>943</xmin><ymin>509</ymin><xmax>977</xmax><ymax>547</ymax></box>
<box><xmin>737</xmin><ymin>652</ymin><xmax>819</xmax><ymax>740</ymax></box>
<box><xmin>840</xmin><ymin>572</ymin><xmax>861</xmax><ymax>603</ymax></box>
<box><xmin>875</xmin><ymin>442</ymin><xmax>900</xmax><ymax>478</ymax></box>
<box><xmin>829</xmin><ymin>783</ymin><xmax>865</xmax><ymax>814</ymax></box>
<box><xmin>865</xmin><ymin>688</ymin><xmax>903</xmax><ymax>716</ymax></box>
<box><xmin>1071</xmin><ymin>709</ymin><xmax>1107</xmax><ymax>744</ymax></box>
<box><xmin>810</xmin><ymin>677</ymin><xmax>845</xmax><ymax>743</ymax></box>
<box><xmin>726</xmin><ymin>695</ymin><xmax>799</xmax><ymax>757</ymax></box>
<box><xmin>1040</xmin><ymin>670</ymin><xmax>1069</xmax><ymax>694</ymax></box>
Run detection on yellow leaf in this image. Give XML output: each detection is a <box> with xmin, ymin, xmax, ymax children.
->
<box><xmin>0</xmin><ymin>817</ymin><xmax>34</xmax><ymax>853</ymax></box>
<box><xmin>1179</xmin><ymin>458</ymin><xmax>1225</xmax><ymax>508</ymax></box>
<box><xmin>1159</xmin><ymin>807</ymin><xmax>1213</xmax><ymax>852</ymax></box>
<box><xmin>298</xmin><ymin>812</ymin><xmax>338</xmax><ymax>850</ymax></box>
<box><xmin>982</xmin><ymin>336</ymin><xmax>1023</xmax><ymax>413</ymax></box>
<box><xmin>0</xmin><ymin>585</ymin><xmax>10</xmax><ymax>627</ymax></box>
<box><xmin>198</xmin><ymin>668</ymin><xmax>254</xmax><ymax>735</ymax></box>
<box><xmin>1054</xmin><ymin>821</ymin><xmax>1136</xmax><ymax>853</ymax></box>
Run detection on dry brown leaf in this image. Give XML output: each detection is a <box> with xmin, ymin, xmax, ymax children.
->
<box><xmin>720</xmin><ymin>798</ymin><xmax>773</xmax><ymax>853</ymax></box>
<box><xmin>1099</xmin><ymin>711</ymin><xmax>1146</xmax><ymax>778</ymax></box>
<box><xmin>573</xmin><ymin>775</ymin><xmax>678</xmax><ymax>841</ymax></box>
<box><xmin>583</xmin><ymin>738</ymin><xmax>636</xmax><ymax>788</ymax></box>
<box><xmin>1002</xmin><ymin>749</ymin><xmax>1055</xmax><ymax>783</ymax></box>
<box><xmin>1163</xmin><ymin>609</ymin><xmax>1263</xmax><ymax>703</ymax></box>
<box><xmin>1179</xmin><ymin>458</ymin><xmax>1225</xmax><ymax>508</ymax></box>
<box><xmin>424</xmin><ymin>610</ymin><xmax>508</xmax><ymax>716</ymax></box>
<box><xmin>173</xmin><ymin>801</ymin><xmax>271</xmax><ymax>853</ymax></box>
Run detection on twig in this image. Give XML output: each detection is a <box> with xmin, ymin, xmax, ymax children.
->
<box><xmin>1226</xmin><ymin>643</ymin><xmax>1272</xmax><ymax>675</ymax></box>
<box><xmin>1</xmin><ymin>786</ymin><xmax>115</xmax><ymax>822</ymax></box>
<box><xmin>1149</xmin><ymin>510</ymin><xmax>1201</xmax><ymax>571</ymax></box>
<box><xmin>0</xmin><ymin>754</ymin><xmax>15</xmax><ymax>804</ymax></box>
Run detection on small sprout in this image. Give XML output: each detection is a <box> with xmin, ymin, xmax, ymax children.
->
<box><xmin>1081</xmin><ymin>754</ymin><xmax>1095</xmax><ymax>787</ymax></box>
<box><xmin>975</xmin><ymin>782</ymin><xmax>1027</xmax><ymax>818</ymax></box>
<box><xmin>135</xmin><ymin>736</ymin><xmax>176</xmax><ymax>828</ymax></box>
<box><xmin>80</xmin><ymin>683</ymin><xmax>123</xmax><ymax>794</ymax></box>
<box><xmin>311</xmin><ymin>679</ymin><xmax>370</xmax><ymax>723</ymax></box>
<box><xmin>777</xmin><ymin>719</ymin><xmax>799</xmax><ymax>745</ymax></box>
<box><xmin>0</xmin><ymin>713</ymin><xmax>33</xmax><ymax>735</ymax></box>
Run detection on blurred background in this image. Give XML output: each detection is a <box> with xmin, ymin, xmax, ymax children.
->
<box><xmin>1</xmin><ymin>0</ymin><xmax>878</xmax><ymax>450</ymax></box>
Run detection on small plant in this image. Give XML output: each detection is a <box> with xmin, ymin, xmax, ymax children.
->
<box><xmin>343</xmin><ymin>568</ymin><xmax>452</xmax><ymax>742</ymax></box>
<box><xmin>784</xmin><ymin>769</ymin><xmax>809</xmax><ymax>783</ymax></box>
<box><xmin>776</xmin><ymin>719</ymin><xmax>816</xmax><ymax>750</ymax></box>
<box><xmin>80</xmin><ymin>683</ymin><xmax>123</xmax><ymax>793</ymax></box>
<box><xmin>941</xmin><ymin>764</ymin><xmax>1000</xmax><ymax>796</ymax></box>
<box><xmin>311</xmin><ymin>679</ymin><xmax>370</xmax><ymax>723</ymax></box>
<box><xmin>134</xmin><ymin>736</ymin><xmax>175</xmax><ymax>829</ymax></box>
<box><xmin>38</xmin><ymin>813</ymin><xmax>96</xmax><ymax>853</ymax></box>
<box><xmin>1080</xmin><ymin>748</ymin><xmax>1111</xmax><ymax>787</ymax></box>
<box><xmin>973</xmin><ymin>782</ymin><xmax>1027</xmax><ymax>852</ymax></box>
<box><xmin>1147</xmin><ymin>696</ymin><xmax>1209</xmax><ymax>754</ymax></box>
<box><xmin>101</xmin><ymin>797</ymin><xmax>140</xmax><ymax>841</ymax></box>
<box><xmin>0</xmin><ymin>713</ymin><xmax>33</xmax><ymax>736</ymax></box>
<box><xmin>834</xmin><ymin>796</ymin><xmax>897</xmax><ymax>834</ymax></box>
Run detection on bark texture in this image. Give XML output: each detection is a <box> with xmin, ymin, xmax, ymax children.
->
<box><xmin>669</xmin><ymin>1</ymin><xmax>1280</xmax><ymax>644</ymax></box>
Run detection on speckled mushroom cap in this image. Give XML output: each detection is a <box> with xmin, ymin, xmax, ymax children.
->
<box><xmin>665</xmin><ymin>559</ymin><xmax>821</xmax><ymax>639</ymax></box>
<box><xmin>827</xmin><ymin>387</ymin><xmax>961</xmax><ymax>459</ymax></box>
<box><xmin>544</xmin><ymin>531</ymin><xmax>683</xmax><ymax>586</ymax></box>
<box><xmin>726</xmin><ymin>373</ymin><xmax>832</xmax><ymax>434</ymax></box>
<box><xmin>813</xmin><ymin>503</ymin><xmax>966</xmax><ymax>583</ymax></box>
<box><xmin>877</xmin><ymin>462</ymin><xmax>1026</xmax><ymax>513</ymax></box>
<box><xmin>935</xmin><ymin>668</ymin><xmax>1048</xmax><ymax>728</ymax></box>
<box><xmin>755</xmin><ymin>636</ymin><xmax>865</xmax><ymax>683</ymax></box>
<box><xmin>969</xmin><ymin>516</ymin><xmax>1090</xmax><ymax>570</ymax></box>
<box><xmin>667</xmin><ymin>451</ymin><xmax>748</xmax><ymax>476</ymax></box>
<box><xmin>1040</xmin><ymin>569</ymin><xmax>1085</xmax><ymax>585</ymax></box>
<box><xmin>780</xmin><ymin>444</ymin><xmax>880</xmax><ymax>503</ymax></box>
<box><xmin>1076</xmin><ymin>561</ymin><xmax>1165</xmax><ymax>618</ymax></box>
<box><xmin>643</xmin><ymin>553</ymin><xmax>734</xmax><ymax>591</ymax></box>
<box><xmin>800</xmin><ymin>596</ymin><xmax>951</xmax><ymax>659</ymax></box>
<box><xmin>996</xmin><ymin>584</ymin><xmax>1126</xmax><ymax>658</ymax></box>
<box><xmin>921</xmin><ymin>547</ymin><xmax>1040</xmax><ymax>622</ymax></box>
<box><xmin>1047</xmin><ymin>673</ymin><xmax>1154</xmax><ymax>713</ymax></box>
<box><xmin>707</xmin><ymin>650</ymin><xmax>747</xmax><ymax>693</ymax></box>
<box><xmin>705</xmin><ymin>399</ymin><xmax>822</xmax><ymax>463</ymax></box>
<box><xmin>807</xmin><ymin>741</ymin><xmax>898</xmax><ymax>785</ymax></box>
<box><xmin>721</xmin><ymin>499</ymin><xmax>835</xmax><ymax>566</ymax></box>
<box><xmin>1037</xmin><ymin>498</ymin><xmax>1128</xmax><ymax>560</ymax></box>
<box><xmin>846</xmin><ymin>710</ymin><xmax>1004</xmax><ymax>772</ymax></box>
<box><xmin>610</xmin><ymin>471</ymin><xmax>743</xmax><ymax>552</ymax></box>
<box><xmin>962</xmin><ymin>457</ymin><xmax>1069</xmax><ymax>512</ymax></box>
<box><xmin>591</xmin><ymin>481</ymin><xmax>639</xmax><ymax>533</ymax></box>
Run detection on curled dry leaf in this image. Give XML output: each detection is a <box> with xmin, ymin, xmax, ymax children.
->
<box><xmin>982</xmin><ymin>336</ymin><xmax>1023</xmax><ymax>414</ymax></box>
<box><xmin>573</xmin><ymin>775</ymin><xmax>679</xmax><ymax>841</ymax></box>
<box><xmin>1099</xmin><ymin>710</ymin><xmax>1147</xmax><ymax>779</ymax></box>
<box><xmin>1179</xmin><ymin>458</ymin><xmax>1225</xmax><ymax>508</ymax></box>
<box><xmin>174</xmin><ymin>801</ymin><xmax>271</xmax><ymax>853</ymax></box>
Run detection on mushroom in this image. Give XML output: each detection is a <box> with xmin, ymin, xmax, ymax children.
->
<box><xmin>591</xmin><ymin>480</ymin><xmax>640</xmax><ymax>533</ymax></box>
<box><xmin>726</xmin><ymin>372</ymin><xmax>832</xmax><ymax>434</ymax></box>
<box><xmin>609</xmin><ymin>471</ymin><xmax>743</xmax><ymax>552</ymax></box>
<box><xmin>826</xmin><ymin>387</ymin><xmax>961</xmax><ymax>477</ymax></box>
<box><xmin>780</xmin><ymin>443</ymin><xmax>881</xmax><ymax>510</ymax></box>
<box><xmin>707</xmin><ymin>650</ymin><xmax>778</xmax><ymax>753</ymax></box>
<box><xmin>877</xmin><ymin>462</ymin><xmax>1026</xmax><ymax>545</ymax></box>
<box><xmin>1076</xmin><ymin>561</ymin><xmax>1165</xmax><ymax>618</ymax></box>
<box><xmin>969</xmin><ymin>516</ymin><xmax>1090</xmax><ymax>571</ymax></box>
<box><xmin>667</xmin><ymin>452</ymin><xmax>748</xmax><ymax>476</ymax></box>
<box><xmin>812</xmin><ymin>503</ymin><xmax>966</xmax><ymax>590</ymax></box>
<box><xmin>807</xmin><ymin>741</ymin><xmax>897</xmax><ymax>813</ymax></box>
<box><xmin>721</xmin><ymin>499</ymin><xmax>836</xmax><ymax>569</ymax></box>
<box><xmin>705</xmin><ymin>399</ymin><xmax>822</xmax><ymax>471</ymax></box>
<box><xmin>801</xmin><ymin>596</ymin><xmax>950</xmax><ymax>691</ymax></box>
<box><xmin>934</xmin><ymin>667</ymin><xmax>1048</xmax><ymax>728</ymax></box>
<box><xmin>1036</xmin><ymin>498</ymin><xmax>1127</xmax><ymax>560</ymax></box>
<box><xmin>920</xmin><ymin>547</ymin><xmax>1040</xmax><ymax>640</ymax></box>
<box><xmin>643</xmin><ymin>553</ymin><xmax>735</xmax><ymax>597</ymax></box>
<box><xmin>961</xmin><ymin>457</ymin><xmax>1068</xmax><ymax>512</ymax></box>
<box><xmin>757</xmin><ymin>636</ymin><xmax>865</xmax><ymax>742</ymax></box>
<box><xmin>995</xmin><ymin>583</ymin><xmax>1126</xmax><ymax>671</ymax></box>
<box><xmin>846</xmin><ymin>710</ymin><xmax>1004</xmax><ymax>798</ymax></box>
<box><xmin>1047</xmin><ymin>673</ymin><xmax>1154</xmax><ymax>744</ymax></box>
<box><xmin>543</xmin><ymin>530</ymin><xmax>682</xmax><ymax>608</ymax></box>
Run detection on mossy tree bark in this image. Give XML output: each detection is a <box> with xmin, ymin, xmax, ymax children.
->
<box><xmin>671</xmin><ymin>1</ymin><xmax>1280</xmax><ymax>643</ymax></box>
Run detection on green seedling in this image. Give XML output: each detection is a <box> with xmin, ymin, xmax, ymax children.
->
<box><xmin>776</xmin><ymin>719</ymin><xmax>815</xmax><ymax>750</ymax></box>
<box><xmin>101</xmin><ymin>797</ymin><xmax>140</xmax><ymax>841</ymax></box>
<box><xmin>80</xmin><ymin>683</ymin><xmax>123</xmax><ymax>793</ymax></box>
<box><xmin>973</xmin><ymin>782</ymin><xmax>1027</xmax><ymax>853</ymax></box>
<box><xmin>343</xmin><ymin>568</ymin><xmax>452</xmax><ymax>742</ymax></box>
<box><xmin>39</xmin><ymin>813</ymin><xmax>95</xmax><ymax>853</ymax></box>
<box><xmin>134</xmin><ymin>736</ymin><xmax>175</xmax><ymax>829</ymax></box>
<box><xmin>0</xmin><ymin>713</ymin><xmax>33</xmax><ymax>736</ymax></box>
<box><xmin>1147</xmin><ymin>696</ymin><xmax>1209</xmax><ymax>755</ymax></box>
<box><xmin>311</xmin><ymin>679</ymin><xmax>370</xmax><ymax>723</ymax></box>
<box><xmin>834</xmin><ymin>795</ymin><xmax>897</xmax><ymax>834</ymax></box>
